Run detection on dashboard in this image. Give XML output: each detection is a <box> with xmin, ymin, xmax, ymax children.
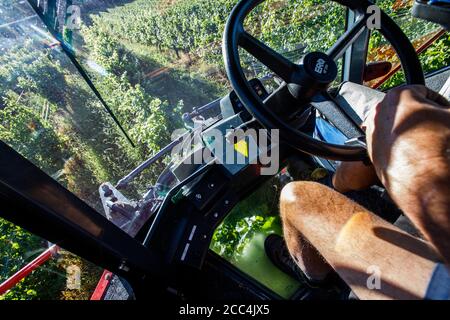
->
<box><xmin>144</xmin><ymin>79</ymin><xmax>288</xmax><ymax>272</ymax></box>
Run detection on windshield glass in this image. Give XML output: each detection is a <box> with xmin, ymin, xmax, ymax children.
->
<box><xmin>1</xmin><ymin>0</ymin><xmax>147</xmax><ymax>213</ymax></box>
<box><xmin>0</xmin><ymin>0</ymin><xmax>348</xmax><ymax>213</ymax></box>
<box><xmin>1</xmin><ymin>0</ymin><xmax>448</xmax><ymax>221</ymax></box>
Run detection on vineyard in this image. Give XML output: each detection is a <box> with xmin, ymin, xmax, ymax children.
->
<box><xmin>84</xmin><ymin>0</ymin><xmax>447</xmax><ymax>80</ymax></box>
<box><xmin>0</xmin><ymin>0</ymin><xmax>449</xmax><ymax>300</ymax></box>
<box><xmin>86</xmin><ymin>0</ymin><xmax>346</xmax><ymax>72</ymax></box>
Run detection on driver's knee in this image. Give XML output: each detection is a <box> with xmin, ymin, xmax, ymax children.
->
<box><xmin>279</xmin><ymin>181</ymin><xmax>364</xmax><ymax>244</ymax></box>
<box><xmin>279</xmin><ymin>181</ymin><xmax>333</xmax><ymax>226</ymax></box>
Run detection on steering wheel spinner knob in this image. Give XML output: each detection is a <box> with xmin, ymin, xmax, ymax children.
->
<box><xmin>303</xmin><ymin>52</ymin><xmax>338</xmax><ymax>83</ymax></box>
<box><xmin>288</xmin><ymin>52</ymin><xmax>338</xmax><ymax>100</ymax></box>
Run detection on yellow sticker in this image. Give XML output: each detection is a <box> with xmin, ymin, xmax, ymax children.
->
<box><xmin>234</xmin><ymin>139</ymin><xmax>248</xmax><ymax>158</ymax></box>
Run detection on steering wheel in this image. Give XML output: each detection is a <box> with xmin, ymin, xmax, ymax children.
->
<box><xmin>223</xmin><ymin>0</ymin><xmax>424</xmax><ymax>161</ymax></box>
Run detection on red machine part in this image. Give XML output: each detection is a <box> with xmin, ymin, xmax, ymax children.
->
<box><xmin>0</xmin><ymin>245</ymin><xmax>59</xmax><ymax>295</ymax></box>
<box><xmin>90</xmin><ymin>270</ymin><xmax>114</xmax><ymax>300</ymax></box>
<box><xmin>372</xmin><ymin>28</ymin><xmax>446</xmax><ymax>89</ymax></box>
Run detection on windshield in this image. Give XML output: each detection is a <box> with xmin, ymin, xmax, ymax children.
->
<box><xmin>0</xmin><ymin>0</ymin><xmax>345</xmax><ymax>212</ymax></box>
<box><xmin>1</xmin><ymin>0</ymin><xmax>447</xmax><ymax>217</ymax></box>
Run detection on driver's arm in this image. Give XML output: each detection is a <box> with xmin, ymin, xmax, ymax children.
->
<box><xmin>334</xmin><ymin>85</ymin><xmax>450</xmax><ymax>265</ymax></box>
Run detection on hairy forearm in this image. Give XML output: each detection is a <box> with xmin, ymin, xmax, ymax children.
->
<box><xmin>368</xmin><ymin>97</ymin><xmax>450</xmax><ymax>264</ymax></box>
<box><xmin>386</xmin><ymin>157</ymin><xmax>450</xmax><ymax>265</ymax></box>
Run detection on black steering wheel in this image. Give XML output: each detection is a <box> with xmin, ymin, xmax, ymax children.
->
<box><xmin>223</xmin><ymin>0</ymin><xmax>424</xmax><ymax>161</ymax></box>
